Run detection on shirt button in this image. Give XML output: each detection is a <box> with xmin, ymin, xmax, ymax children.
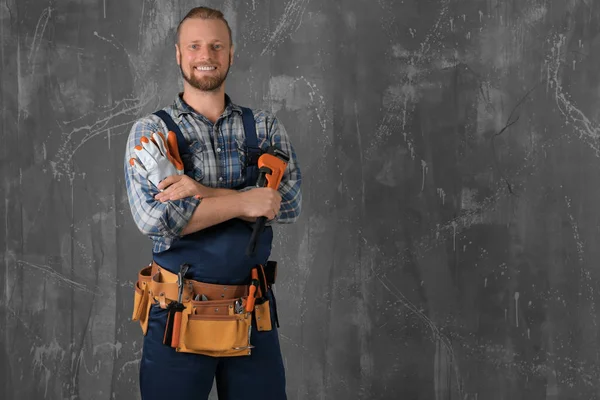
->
<box><xmin>216</xmin><ymin>147</ymin><xmax>222</xmax><ymax>153</ymax></box>
<box><xmin>218</xmin><ymin>177</ymin><xmax>224</xmax><ymax>182</ymax></box>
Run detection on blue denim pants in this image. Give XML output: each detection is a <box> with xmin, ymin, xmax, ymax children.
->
<box><xmin>139</xmin><ymin>290</ymin><xmax>286</xmax><ymax>400</ymax></box>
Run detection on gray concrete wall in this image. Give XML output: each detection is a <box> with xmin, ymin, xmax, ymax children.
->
<box><xmin>2</xmin><ymin>0</ymin><xmax>600</xmax><ymax>399</ymax></box>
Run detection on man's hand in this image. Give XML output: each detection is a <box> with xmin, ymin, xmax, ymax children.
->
<box><xmin>155</xmin><ymin>175</ymin><xmax>214</xmax><ymax>202</ymax></box>
<box><xmin>239</xmin><ymin>188</ymin><xmax>282</xmax><ymax>221</ymax></box>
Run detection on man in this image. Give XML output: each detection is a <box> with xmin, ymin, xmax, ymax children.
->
<box><xmin>124</xmin><ymin>6</ymin><xmax>301</xmax><ymax>400</ymax></box>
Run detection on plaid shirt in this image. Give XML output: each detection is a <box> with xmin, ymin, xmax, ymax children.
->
<box><xmin>124</xmin><ymin>94</ymin><xmax>302</xmax><ymax>253</ymax></box>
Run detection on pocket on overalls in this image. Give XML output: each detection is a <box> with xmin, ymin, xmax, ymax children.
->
<box><xmin>132</xmin><ymin>280</ymin><xmax>152</xmax><ymax>335</ymax></box>
<box><xmin>254</xmin><ymin>299</ymin><xmax>272</xmax><ymax>332</ymax></box>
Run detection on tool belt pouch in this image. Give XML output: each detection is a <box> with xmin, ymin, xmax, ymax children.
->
<box><xmin>254</xmin><ymin>299</ymin><xmax>272</xmax><ymax>332</ymax></box>
<box><xmin>178</xmin><ymin>298</ymin><xmax>253</xmax><ymax>357</ymax></box>
<box><xmin>132</xmin><ymin>263</ymin><xmax>276</xmax><ymax>356</ymax></box>
<box><xmin>131</xmin><ymin>269</ymin><xmax>152</xmax><ymax>335</ymax></box>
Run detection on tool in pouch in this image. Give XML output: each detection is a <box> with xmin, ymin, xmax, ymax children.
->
<box><xmin>178</xmin><ymin>264</ymin><xmax>266</xmax><ymax>355</ymax></box>
<box><xmin>246</xmin><ymin>147</ymin><xmax>290</xmax><ymax>257</ymax></box>
<box><xmin>162</xmin><ymin>263</ymin><xmax>189</xmax><ymax>347</ymax></box>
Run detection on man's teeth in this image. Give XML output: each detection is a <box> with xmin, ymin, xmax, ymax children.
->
<box><xmin>195</xmin><ymin>66</ymin><xmax>216</xmax><ymax>71</ymax></box>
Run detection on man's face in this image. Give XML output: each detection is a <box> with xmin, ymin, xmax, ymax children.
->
<box><xmin>176</xmin><ymin>18</ymin><xmax>233</xmax><ymax>92</ymax></box>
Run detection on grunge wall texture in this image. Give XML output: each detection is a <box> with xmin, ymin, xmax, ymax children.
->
<box><xmin>2</xmin><ymin>0</ymin><xmax>600</xmax><ymax>399</ymax></box>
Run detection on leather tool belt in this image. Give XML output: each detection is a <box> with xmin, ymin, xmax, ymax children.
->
<box><xmin>132</xmin><ymin>261</ymin><xmax>277</xmax><ymax>357</ymax></box>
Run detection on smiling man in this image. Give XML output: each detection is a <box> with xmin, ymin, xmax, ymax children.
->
<box><xmin>177</xmin><ymin>13</ymin><xmax>232</xmax><ymax>93</ymax></box>
<box><xmin>124</xmin><ymin>6</ymin><xmax>301</xmax><ymax>400</ymax></box>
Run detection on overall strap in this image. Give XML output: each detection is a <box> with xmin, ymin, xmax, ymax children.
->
<box><xmin>153</xmin><ymin>110</ymin><xmax>190</xmax><ymax>156</ymax></box>
<box><xmin>240</xmin><ymin>107</ymin><xmax>260</xmax><ymax>185</ymax></box>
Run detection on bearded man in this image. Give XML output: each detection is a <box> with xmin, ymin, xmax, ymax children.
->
<box><xmin>124</xmin><ymin>6</ymin><xmax>301</xmax><ymax>400</ymax></box>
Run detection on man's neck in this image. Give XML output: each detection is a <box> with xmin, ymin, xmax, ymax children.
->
<box><xmin>182</xmin><ymin>86</ymin><xmax>227</xmax><ymax>124</ymax></box>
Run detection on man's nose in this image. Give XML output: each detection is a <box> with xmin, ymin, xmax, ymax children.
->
<box><xmin>196</xmin><ymin>45</ymin><xmax>215</xmax><ymax>61</ymax></box>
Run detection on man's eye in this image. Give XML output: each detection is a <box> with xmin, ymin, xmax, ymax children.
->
<box><xmin>190</xmin><ymin>44</ymin><xmax>198</xmax><ymax>50</ymax></box>
<box><xmin>213</xmin><ymin>44</ymin><xmax>222</xmax><ymax>50</ymax></box>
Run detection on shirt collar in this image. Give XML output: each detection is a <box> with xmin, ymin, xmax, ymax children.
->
<box><xmin>173</xmin><ymin>93</ymin><xmax>243</xmax><ymax>118</ymax></box>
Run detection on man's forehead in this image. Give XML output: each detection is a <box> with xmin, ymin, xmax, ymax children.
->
<box><xmin>179</xmin><ymin>18</ymin><xmax>229</xmax><ymax>42</ymax></box>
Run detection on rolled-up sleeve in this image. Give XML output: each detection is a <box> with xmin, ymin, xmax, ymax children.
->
<box><xmin>124</xmin><ymin>118</ymin><xmax>200</xmax><ymax>252</ymax></box>
<box><xmin>266</xmin><ymin>114</ymin><xmax>302</xmax><ymax>224</ymax></box>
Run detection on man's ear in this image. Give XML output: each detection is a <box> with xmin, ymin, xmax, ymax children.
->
<box><xmin>175</xmin><ymin>44</ymin><xmax>181</xmax><ymax>66</ymax></box>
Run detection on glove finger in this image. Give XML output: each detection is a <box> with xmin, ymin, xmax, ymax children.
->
<box><xmin>151</xmin><ymin>131</ymin><xmax>169</xmax><ymax>158</ymax></box>
<box><xmin>134</xmin><ymin>142</ymin><xmax>158</xmax><ymax>170</ymax></box>
<box><xmin>140</xmin><ymin>136</ymin><xmax>163</xmax><ymax>162</ymax></box>
<box><xmin>129</xmin><ymin>157</ymin><xmax>148</xmax><ymax>176</ymax></box>
<box><xmin>166</xmin><ymin>131</ymin><xmax>185</xmax><ymax>173</ymax></box>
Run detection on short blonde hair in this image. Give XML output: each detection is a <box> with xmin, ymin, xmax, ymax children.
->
<box><xmin>177</xmin><ymin>6</ymin><xmax>233</xmax><ymax>46</ymax></box>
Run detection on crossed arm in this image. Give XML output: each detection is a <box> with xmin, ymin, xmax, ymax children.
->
<box><xmin>154</xmin><ymin>176</ymin><xmax>282</xmax><ymax>235</ymax></box>
<box><xmin>124</xmin><ymin>112</ymin><xmax>302</xmax><ymax>249</ymax></box>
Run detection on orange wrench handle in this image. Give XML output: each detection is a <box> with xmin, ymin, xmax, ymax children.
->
<box><xmin>246</xmin><ymin>269</ymin><xmax>260</xmax><ymax>313</ymax></box>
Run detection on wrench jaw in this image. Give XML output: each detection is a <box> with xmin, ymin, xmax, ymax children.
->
<box><xmin>234</xmin><ymin>298</ymin><xmax>244</xmax><ymax>314</ymax></box>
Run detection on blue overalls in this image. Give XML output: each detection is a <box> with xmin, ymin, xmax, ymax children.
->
<box><xmin>139</xmin><ymin>108</ymin><xmax>287</xmax><ymax>400</ymax></box>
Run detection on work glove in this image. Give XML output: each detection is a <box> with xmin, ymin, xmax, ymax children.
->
<box><xmin>129</xmin><ymin>131</ymin><xmax>184</xmax><ymax>189</ymax></box>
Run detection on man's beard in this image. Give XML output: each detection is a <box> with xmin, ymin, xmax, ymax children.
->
<box><xmin>180</xmin><ymin>56</ymin><xmax>231</xmax><ymax>92</ymax></box>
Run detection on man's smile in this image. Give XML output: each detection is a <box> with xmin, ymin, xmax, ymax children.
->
<box><xmin>194</xmin><ymin>65</ymin><xmax>217</xmax><ymax>71</ymax></box>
